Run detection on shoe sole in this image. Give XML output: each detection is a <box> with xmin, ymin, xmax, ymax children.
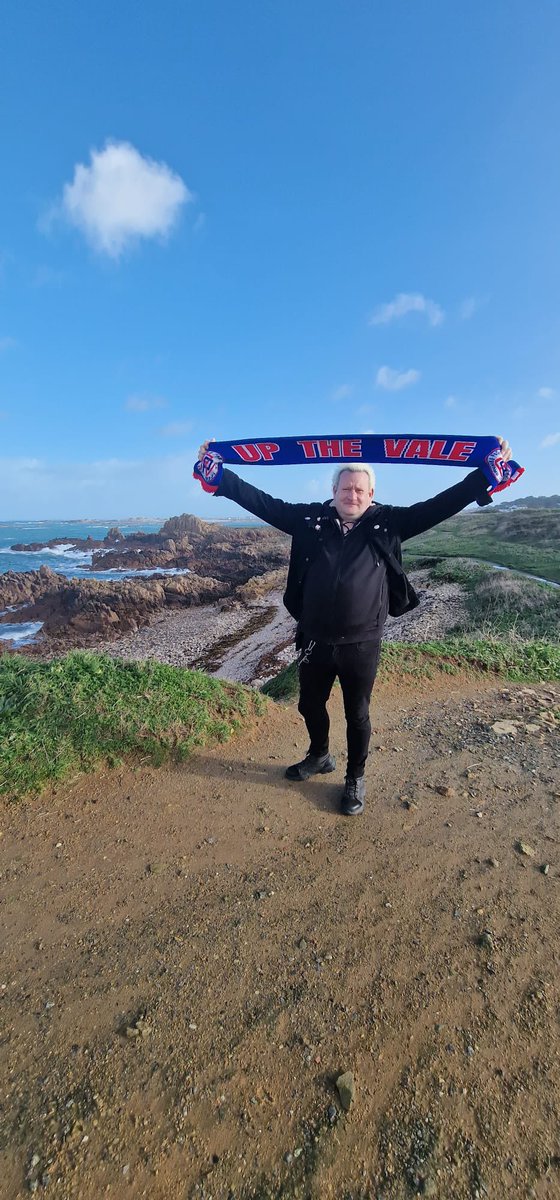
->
<box><xmin>285</xmin><ymin>759</ymin><xmax>336</xmax><ymax>781</ymax></box>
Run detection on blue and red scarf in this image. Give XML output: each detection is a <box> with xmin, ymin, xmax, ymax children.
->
<box><xmin>193</xmin><ymin>433</ymin><xmax>523</xmax><ymax>496</ymax></box>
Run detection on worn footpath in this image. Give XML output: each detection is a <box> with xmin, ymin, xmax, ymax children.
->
<box><xmin>1</xmin><ymin>675</ymin><xmax>559</xmax><ymax>1199</ymax></box>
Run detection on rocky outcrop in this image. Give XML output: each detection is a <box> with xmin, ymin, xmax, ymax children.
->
<box><xmin>0</xmin><ymin>565</ymin><xmax>65</xmax><ymax>608</ymax></box>
<box><xmin>235</xmin><ymin>569</ymin><xmax>288</xmax><ymax>603</ymax></box>
<box><xmin>10</xmin><ymin>512</ymin><xmax>289</xmax><ymax>581</ymax></box>
<box><xmin>1</xmin><ymin>512</ymin><xmax>291</xmax><ymax>652</ymax></box>
<box><xmin>0</xmin><ymin>568</ymin><xmax>231</xmax><ymax>649</ymax></box>
<box><xmin>89</xmin><ymin>517</ymin><xmax>289</xmax><ymax>581</ymax></box>
<box><xmin>160</xmin><ymin>513</ymin><xmax>214</xmax><ymax>537</ymax></box>
<box><xmin>91</xmin><ymin>548</ymin><xmax>185</xmax><ymax>571</ymax></box>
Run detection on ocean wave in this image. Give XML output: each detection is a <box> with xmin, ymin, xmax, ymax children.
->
<box><xmin>42</xmin><ymin>566</ymin><xmax>192</xmax><ymax>581</ymax></box>
<box><xmin>0</xmin><ymin>543</ymin><xmax>93</xmax><ymax>561</ymax></box>
<box><xmin>0</xmin><ymin>621</ymin><xmax>43</xmax><ymax>645</ymax></box>
<box><xmin>90</xmin><ymin>567</ymin><xmax>191</xmax><ymax>579</ymax></box>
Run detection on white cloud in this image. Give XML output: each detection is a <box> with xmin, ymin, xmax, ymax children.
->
<box><xmin>0</xmin><ymin>336</ymin><xmax>18</xmax><ymax>353</ymax></box>
<box><xmin>125</xmin><ymin>393</ymin><xmax>167</xmax><ymax>412</ymax></box>
<box><xmin>331</xmin><ymin>383</ymin><xmax>353</xmax><ymax>401</ymax></box>
<box><xmin>356</xmin><ymin>403</ymin><xmax>374</xmax><ymax>415</ymax></box>
<box><xmin>445</xmin><ymin>394</ymin><xmax>458</xmax><ymax>408</ymax></box>
<box><xmin>159</xmin><ymin>420</ymin><xmax>193</xmax><ymax>437</ymax></box>
<box><xmin>541</xmin><ymin>432</ymin><xmax>560</xmax><ymax>448</ymax></box>
<box><xmin>538</xmin><ymin>387</ymin><xmax>556</xmax><ymax>400</ymax></box>
<box><xmin>459</xmin><ymin>297</ymin><xmax>477</xmax><ymax>320</ymax></box>
<box><xmin>0</xmin><ymin>456</ymin><xmax>43</xmax><ymax>478</ymax></box>
<box><xmin>376</xmin><ymin>366</ymin><xmax>421</xmax><ymax>391</ymax></box>
<box><xmin>60</xmin><ymin>140</ymin><xmax>192</xmax><ymax>257</ymax></box>
<box><xmin>369</xmin><ymin>292</ymin><xmax>444</xmax><ymax>328</ymax></box>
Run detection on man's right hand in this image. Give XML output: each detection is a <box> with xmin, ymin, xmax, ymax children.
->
<box><xmin>193</xmin><ymin>439</ymin><xmax>223</xmax><ymax>493</ymax></box>
<box><xmin>198</xmin><ymin>439</ymin><xmax>214</xmax><ymax>460</ymax></box>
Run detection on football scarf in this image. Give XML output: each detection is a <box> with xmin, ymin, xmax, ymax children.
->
<box><xmin>193</xmin><ymin>433</ymin><xmax>523</xmax><ymax>496</ymax></box>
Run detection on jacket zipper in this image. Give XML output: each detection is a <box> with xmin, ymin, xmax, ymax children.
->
<box><xmin>329</xmin><ymin>521</ymin><xmax>348</xmax><ymax>638</ymax></box>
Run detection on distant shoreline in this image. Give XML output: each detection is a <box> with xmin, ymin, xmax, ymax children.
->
<box><xmin>0</xmin><ymin>517</ymin><xmax>263</xmax><ymax>527</ymax></box>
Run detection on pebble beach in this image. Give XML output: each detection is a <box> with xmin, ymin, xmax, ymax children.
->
<box><xmin>95</xmin><ymin>570</ymin><xmax>467</xmax><ymax>685</ymax></box>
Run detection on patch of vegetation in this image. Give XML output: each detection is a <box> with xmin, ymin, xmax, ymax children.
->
<box><xmin>0</xmin><ymin>651</ymin><xmax>266</xmax><ymax>802</ymax></box>
<box><xmin>497</xmin><ymin>493</ymin><xmax>560</xmax><ymax>510</ymax></box>
<box><xmin>261</xmin><ymin>660</ymin><xmax>299</xmax><ymax>701</ymax></box>
<box><xmin>412</xmin><ymin>637</ymin><xmax>560</xmax><ymax>682</ymax></box>
<box><xmin>403</xmin><ymin>507</ymin><xmax>560</xmax><ymax>583</ymax></box>
<box><xmin>426</xmin><ymin>558</ymin><xmax>560</xmax><ymax>642</ymax></box>
<box><xmin>379</xmin><ymin>636</ymin><xmax>559</xmax><ymax>683</ymax></box>
<box><xmin>263</xmin><ymin>634</ymin><xmax>560</xmax><ymax>701</ymax></box>
<box><xmin>262</xmin><ymin>551</ymin><xmax>560</xmax><ymax>701</ymax></box>
<box><xmin>424</xmin><ymin>557</ymin><xmax>490</xmax><ymax>588</ymax></box>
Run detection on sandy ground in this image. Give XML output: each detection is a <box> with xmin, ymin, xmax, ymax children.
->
<box><xmin>1</xmin><ymin>673</ymin><xmax>559</xmax><ymax>1199</ymax></box>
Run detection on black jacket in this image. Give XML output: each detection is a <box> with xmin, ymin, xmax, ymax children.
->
<box><xmin>215</xmin><ymin>467</ymin><xmax>492</xmax><ymax>643</ymax></box>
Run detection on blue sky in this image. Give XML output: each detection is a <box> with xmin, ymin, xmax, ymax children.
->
<box><xmin>1</xmin><ymin>0</ymin><xmax>559</xmax><ymax>519</ymax></box>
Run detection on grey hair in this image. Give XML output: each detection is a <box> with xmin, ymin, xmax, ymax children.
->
<box><xmin>332</xmin><ymin>463</ymin><xmax>375</xmax><ymax>491</ymax></box>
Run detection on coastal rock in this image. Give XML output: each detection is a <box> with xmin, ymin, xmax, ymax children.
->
<box><xmin>2</xmin><ymin>511</ymin><xmax>290</xmax><ymax>652</ymax></box>
<box><xmin>91</xmin><ymin>548</ymin><xmax>181</xmax><ymax>571</ymax></box>
<box><xmin>160</xmin><ymin>513</ymin><xmax>214</xmax><ymax>537</ymax></box>
<box><xmin>0</xmin><ymin>565</ymin><xmax>65</xmax><ymax>608</ymax></box>
<box><xmin>1</xmin><ymin>569</ymin><xmax>231</xmax><ymax>648</ymax></box>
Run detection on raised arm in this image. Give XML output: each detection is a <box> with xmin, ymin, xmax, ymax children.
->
<box><xmin>388</xmin><ymin>434</ymin><xmax>512</xmax><ymax>542</ymax></box>
<box><xmin>196</xmin><ymin>440</ymin><xmax>306</xmax><ymax>535</ymax></box>
<box><xmin>390</xmin><ymin>468</ymin><xmax>491</xmax><ymax>542</ymax></box>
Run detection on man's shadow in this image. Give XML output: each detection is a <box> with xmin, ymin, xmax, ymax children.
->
<box><xmin>182</xmin><ymin>755</ymin><xmax>343</xmax><ymax>813</ymax></box>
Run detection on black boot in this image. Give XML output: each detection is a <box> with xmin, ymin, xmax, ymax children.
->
<box><xmin>285</xmin><ymin>752</ymin><xmax>336</xmax><ymax>781</ymax></box>
<box><xmin>340</xmin><ymin>775</ymin><xmax>365</xmax><ymax>815</ymax></box>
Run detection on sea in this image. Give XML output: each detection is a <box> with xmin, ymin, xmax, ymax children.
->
<box><xmin>0</xmin><ymin>517</ymin><xmax>260</xmax><ymax>646</ymax></box>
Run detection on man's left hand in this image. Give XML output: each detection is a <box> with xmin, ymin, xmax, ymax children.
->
<box><xmin>497</xmin><ymin>435</ymin><xmax>512</xmax><ymax>462</ymax></box>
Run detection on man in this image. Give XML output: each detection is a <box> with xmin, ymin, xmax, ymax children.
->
<box><xmin>196</xmin><ymin>435</ymin><xmax>512</xmax><ymax>815</ymax></box>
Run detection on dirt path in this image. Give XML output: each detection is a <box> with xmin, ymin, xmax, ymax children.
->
<box><xmin>1</xmin><ymin>676</ymin><xmax>559</xmax><ymax>1199</ymax></box>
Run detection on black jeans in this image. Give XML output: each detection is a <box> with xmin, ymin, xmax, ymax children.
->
<box><xmin>297</xmin><ymin>638</ymin><xmax>381</xmax><ymax>778</ymax></box>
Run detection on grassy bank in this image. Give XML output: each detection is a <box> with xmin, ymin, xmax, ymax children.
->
<box><xmin>0</xmin><ymin>651</ymin><xmax>265</xmax><ymax>802</ymax></box>
<box><xmin>262</xmin><ymin>637</ymin><xmax>560</xmax><ymax>702</ymax></box>
<box><xmin>425</xmin><ymin>557</ymin><xmax>560</xmax><ymax>641</ymax></box>
<box><xmin>402</xmin><ymin>507</ymin><xmax>560</xmax><ymax>583</ymax></box>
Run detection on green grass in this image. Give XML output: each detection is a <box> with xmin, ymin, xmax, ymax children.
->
<box><xmin>262</xmin><ymin>557</ymin><xmax>560</xmax><ymax>702</ymax></box>
<box><xmin>403</xmin><ymin>507</ymin><xmax>560</xmax><ymax>583</ymax></box>
<box><xmin>382</xmin><ymin>637</ymin><xmax>560</xmax><ymax>682</ymax></box>
<box><xmin>422</xmin><ymin>557</ymin><xmax>560</xmax><ymax>642</ymax></box>
<box><xmin>0</xmin><ymin>651</ymin><xmax>266</xmax><ymax>802</ymax></box>
<box><xmin>262</xmin><ymin>636</ymin><xmax>560</xmax><ymax>702</ymax></box>
<box><xmin>261</xmin><ymin>661</ymin><xmax>299</xmax><ymax>701</ymax></box>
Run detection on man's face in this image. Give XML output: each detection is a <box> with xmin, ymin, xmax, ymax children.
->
<box><xmin>332</xmin><ymin>470</ymin><xmax>374</xmax><ymax>520</ymax></box>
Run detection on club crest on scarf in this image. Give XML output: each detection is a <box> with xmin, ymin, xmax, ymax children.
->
<box><xmin>193</xmin><ymin>450</ymin><xmax>224</xmax><ymax>494</ymax></box>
